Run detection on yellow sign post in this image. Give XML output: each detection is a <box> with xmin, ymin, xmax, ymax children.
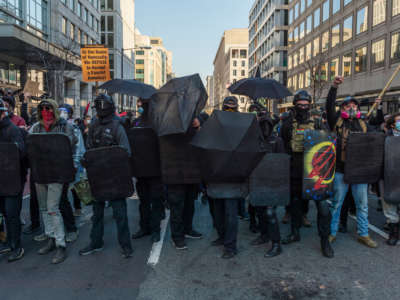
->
<box><xmin>80</xmin><ymin>45</ymin><xmax>111</xmax><ymax>82</ymax></box>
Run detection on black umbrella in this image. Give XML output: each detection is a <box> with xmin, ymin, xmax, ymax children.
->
<box><xmin>190</xmin><ymin>110</ymin><xmax>266</xmax><ymax>183</ymax></box>
<box><xmin>228</xmin><ymin>77</ymin><xmax>292</xmax><ymax>100</ymax></box>
<box><xmin>149</xmin><ymin>74</ymin><xmax>208</xmax><ymax>136</ymax></box>
<box><xmin>99</xmin><ymin>79</ymin><xmax>156</xmax><ymax>99</ymax></box>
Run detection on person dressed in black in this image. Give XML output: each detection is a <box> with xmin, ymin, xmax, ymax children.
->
<box><xmin>131</xmin><ymin>98</ymin><xmax>164</xmax><ymax>243</ymax></box>
<box><xmin>79</xmin><ymin>94</ymin><xmax>133</xmax><ymax>258</ymax></box>
<box><xmin>280</xmin><ymin>90</ymin><xmax>334</xmax><ymax>258</ymax></box>
<box><xmin>0</xmin><ymin>99</ymin><xmax>26</xmax><ymax>262</ymax></box>
<box><xmin>250</xmin><ymin>112</ymin><xmax>285</xmax><ymax>257</ymax></box>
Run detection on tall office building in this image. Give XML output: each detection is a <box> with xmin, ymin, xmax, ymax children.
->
<box><xmin>205</xmin><ymin>75</ymin><xmax>214</xmax><ymax>113</ymax></box>
<box><xmin>213</xmin><ymin>28</ymin><xmax>249</xmax><ymax>112</ymax></box>
<box><xmin>0</xmin><ymin>0</ymin><xmax>101</xmax><ymax>115</ymax></box>
<box><xmin>249</xmin><ymin>0</ymin><xmax>289</xmax><ymax>84</ymax></box>
<box><xmin>286</xmin><ymin>0</ymin><xmax>400</xmax><ymax>113</ymax></box>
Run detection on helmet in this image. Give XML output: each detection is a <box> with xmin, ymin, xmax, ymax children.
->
<box><xmin>293</xmin><ymin>90</ymin><xmax>312</xmax><ymax>105</ymax></box>
<box><xmin>0</xmin><ymin>99</ymin><xmax>8</xmax><ymax>111</ymax></box>
<box><xmin>2</xmin><ymin>95</ymin><xmax>15</xmax><ymax>109</ymax></box>
<box><xmin>222</xmin><ymin>96</ymin><xmax>238</xmax><ymax>111</ymax></box>
<box><xmin>94</xmin><ymin>94</ymin><xmax>115</xmax><ymax>118</ymax></box>
<box><xmin>341</xmin><ymin>96</ymin><xmax>360</xmax><ymax>108</ymax></box>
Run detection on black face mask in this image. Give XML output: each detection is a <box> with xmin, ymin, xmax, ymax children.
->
<box><xmin>294</xmin><ymin>105</ymin><xmax>310</xmax><ymax>121</ymax></box>
<box><xmin>95</xmin><ymin>100</ymin><xmax>114</xmax><ymax>118</ymax></box>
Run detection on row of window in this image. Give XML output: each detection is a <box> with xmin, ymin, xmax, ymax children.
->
<box><xmin>61</xmin><ymin>0</ymin><xmax>99</xmax><ymax>32</ymax></box>
<box><xmin>233</xmin><ymin>60</ymin><xmax>246</xmax><ymax>67</ymax></box>
<box><xmin>232</xmin><ymin>70</ymin><xmax>247</xmax><ymax>77</ymax></box>
<box><xmin>289</xmin><ymin>0</ymin><xmax>350</xmax><ymax>24</ymax></box>
<box><xmin>288</xmin><ymin>31</ymin><xmax>400</xmax><ymax>90</ymax></box>
<box><xmin>61</xmin><ymin>16</ymin><xmax>97</xmax><ymax>45</ymax></box>
<box><xmin>232</xmin><ymin>49</ymin><xmax>247</xmax><ymax>59</ymax></box>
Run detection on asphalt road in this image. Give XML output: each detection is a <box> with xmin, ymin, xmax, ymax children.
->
<box><xmin>1</xmin><ymin>195</ymin><xmax>399</xmax><ymax>300</ymax></box>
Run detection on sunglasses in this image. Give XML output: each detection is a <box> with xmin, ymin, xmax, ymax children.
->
<box><xmin>40</xmin><ymin>105</ymin><xmax>53</xmax><ymax>111</ymax></box>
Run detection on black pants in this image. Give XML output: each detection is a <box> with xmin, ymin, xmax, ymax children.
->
<box><xmin>60</xmin><ymin>184</ymin><xmax>77</xmax><ymax>233</ymax></box>
<box><xmin>136</xmin><ymin>177</ymin><xmax>164</xmax><ymax>233</ymax></box>
<box><xmin>238</xmin><ymin>198</ymin><xmax>246</xmax><ymax>217</ymax></box>
<box><xmin>214</xmin><ymin>198</ymin><xmax>239</xmax><ymax>252</ymax></box>
<box><xmin>289</xmin><ymin>196</ymin><xmax>331</xmax><ymax>238</ymax></box>
<box><xmin>0</xmin><ymin>194</ymin><xmax>22</xmax><ymax>249</ymax></box>
<box><xmin>249</xmin><ymin>204</ymin><xmax>257</xmax><ymax>225</ymax></box>
<box><xmin>71</xmin><ymin>189</ymin><xmax>82</xmax><ymax>210</ymax></box>
<box><xmin>255</xmin><ymin>206</ymin><xmax>280</xmax><ymax>242</ymax></box>
<box><xmin>90</xmin><ymin>198</ymin><xmax>132</xmax><ymax>250</ymax></box>
<box><xmin>167</xmin><ymin>184</ymin><xmax>197</xmax><ymax>243</ymax></box>
<box><xmin>208</xmin><ymin>197</ymin><xmax>216</xmax><ymax>227</ymax></box>
<box><xmin>29</xmin><ymin>176</ymin><xmax>40</xmax><ymax>229</ymax></box>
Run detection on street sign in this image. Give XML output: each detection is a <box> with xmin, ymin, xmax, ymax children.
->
<box><xmin>80</xmin><ymin>45</ymin><xmax>111</xmax><ymax>82</ymax></box>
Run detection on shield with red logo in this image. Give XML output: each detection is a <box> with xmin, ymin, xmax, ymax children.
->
<box><xmin>302</xmin><ymin>130</ymin><xmax>336</xmax><ymax>201</ymax></box>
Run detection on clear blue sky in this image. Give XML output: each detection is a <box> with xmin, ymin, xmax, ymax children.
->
<box><xmin>135</xmin><ymin>0</ymin><xmax>253</xmax><ymax>80</ymax></box>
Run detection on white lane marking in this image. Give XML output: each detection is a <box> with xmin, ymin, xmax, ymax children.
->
<box><xmin>349</xmin><ymin>215</ymin><xmax>389</xmax><ymax>240</ymax></box>
<box><xmin>147</xmin><ymin>210</ymin><xmax>170</xmax><ymax>267</ymax></box>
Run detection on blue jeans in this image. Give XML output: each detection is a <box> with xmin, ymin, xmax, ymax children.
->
<box><xmin>330</xmin><ymin>172</ymin><xmax>369</xmax><ymax>237</ymax></box>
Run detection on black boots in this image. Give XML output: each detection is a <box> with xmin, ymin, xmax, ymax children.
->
<box><xmin>52</xmin><ymin>247</ymin><xmax>67</xmax><ymax>264</ymax></box>
<box><xmin>387</xmin><ymin>223</ymin><xmax>399</xmax><ymax>246</ymax></box>
<box><xmin>282</xmin><ymin>227</ymin><xmax>300</xmax><ymax>244</ymax></box>
<box><xmin>321</xmin><ymin>237</ymin><xmax>334</xmax><ymax>258</ymax></box>
<box><xmin>264</xmin><ymin>242</ymin><xmax>282</xmax><ymax>258</ymax></box>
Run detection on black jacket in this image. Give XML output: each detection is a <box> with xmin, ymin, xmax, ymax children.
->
<box><xmin>0</xmin><ymin>116</ymin><xmax>26</xmax><ymax>156</ymax></box>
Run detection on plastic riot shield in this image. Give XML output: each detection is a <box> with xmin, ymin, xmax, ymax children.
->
<box><xmin>127</xmin><ymin>127</ymin><xmax>161</xmax><ymax>178</ymax></box>
<box><xmin>344</xmin><ymin>133</ymin><xmax>385</xmax><ymax>184</ymax></box>
<box><xmin>249</xmin><ymin>153</ymin><xmax>290</xmax><ymax>207</ymax></box>
<box><xmin>84</xmin><ymin>146</ymin><xmax>134</xmax><ymax>201</ymax></box>
<box><xmin>302</xmin><ymin>130</ymin><xmax>336</xmax><ymax>201</ymax></box>
<box><xmin>0</xmin><ymin>143</ymin><xmax>21</xmax><ymax>196</ymax></box>
<box><xmin>384</xmin><ymin>136</ymin><xmax>400</xmax><ymax>204</ymax></box>
<box><xmin>27</xmin><ymin>133</ymin><xmax>74</xmax><ymax>184</ymax></box>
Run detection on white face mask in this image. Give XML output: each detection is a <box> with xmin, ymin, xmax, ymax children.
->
<box><xmin>60</xmin><ymin>111</ymin><xmax>69</xmax><ymax>120</ymax></box>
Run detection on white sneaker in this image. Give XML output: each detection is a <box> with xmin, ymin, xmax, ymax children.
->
<box><xmin>66</xmin><ymin>230</ymin><xmax>79</xmax><ymax>243</ymax></box>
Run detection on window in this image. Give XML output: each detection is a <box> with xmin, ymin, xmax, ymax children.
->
<box><xmin>331</xmin><ymin>24</ymin><xmax>340</xmax><ymax>48</ymax></box>
<box><xmin>83</xmin><ymin>7</ymin><xmax>88</xmax><ymax>23</ymax></box>
<box><xmin>136</xmin><ymin>69</ymin><xmax>144</xmax><ymax>74</ymax></box>
<box><xmin>288</xmin><ymin>55</ymin><xmax>292</xmax><ymax>70</ymax></box>
<box><xmin>307</xmin><ymin>0</ymin><xmax>312</xmax><ymax>7</ymax></box>
<box><xmin>314</xmin><ymin>8</ymin><xmax>320</xmax><ymax>28</ymax></box>
<box><xmin>69</xmin><ymin>0</ymin><xmax>75</xmax><ymax>10</ymax></box>
<box><xmin>294</xmin><ymin>2</ymin><xmax>299</xmax><ymax>19</ymax></box>
<box><xmin>357</xmin><ymin>6</ymin><xmax>368</xmax><ymax>34</ymax></box>
<box><xmin>372</xmin><ymin>39</ymin><xmax>385</xmax><ymax>69</ymax></box>
<box><xmin>344</xmin><ymin>0</ymin><xmax>352</xmax><ymax>6</ymax></box>
<box><xmin>241</xmin><ymin>60</ymin><xmax>246</xmax><ymax>67</ymax></box>
<box><xmin>70</xmin><ymin>23</ymin><xmax>75</xmax><ymax>40</ymax></box>
<box><xmin>330</xmin><ymin>57</ymin><xmax>339</xmax><ymax>80</ymax></box>
<box><xmin>298</xmin><ymin>73</ymin><xmax>304</xmax><ymax>89</ymax></box>
<box><xmin>289</xmin><ymin>31</ymin><xmax>294</xmax><ymax>48</ymax></box>
<box><xmin>355</xmin><ymin>46</ymin><xmax>368</xmax><ymax>73</ymax></box>
<box><xmin>107</xmin><ymin>16</ymin><xmax>113</xmax><ymax>31</ymax></box>
<box><xmin>293</xmin><ymin>52</ymin><xmax>298</xmax><ymax>68</ymax></box>
<box><xmin>27</xmin><ymin>0</ymin><xmax>48</xmax><ymax>32</ymax></box>
<box><xmin>322</xmin><ymin>31</ymin><xmax>329</xmax><ymax>52</ymax></box>
<box><xmin>342</xmin><ymin>52</ymin><xmax>352</xmax><ymax>77</ymax></box>
<box><xmin>294</xmin><ymin>26</ymin><xmax>299</xmax><ymax>42</ymax></box>
<box><xmin>332</xmin><ymin>0</ymin><xmax>340</xmax><ymax>15</ymax></box>
<box><xmin>101</xmin><ymin>16</ymin><xmax>105</xmax><ymax>31</ymax></box>
<box><xmin>89</xmin><ymin>14</ymin><xmax>93</xmax><ymax>28</ymax></box>
<box><xmin>394</xmin><ymin>0</ymin><xmax>400</xmax><ymax>16</ymax></box>
<box><xmin>288</xmin><ymin>77</ymin><xmax>292</xmax><ymax>89</ymax></box>
<box><xmin>233</xmin><ymin>60</ymin><xmax>237</xmax><ymax>67</ymax></box>
<box><xmin>343</xmin><ymin>15</ymin><xmax>353</xmax><ymax>42</ymax></box>
<box><xmin>77</xmin><ymin>28</ymin><xmax>81</xmax><ymax>43</ymax></box>
<box><xmin>306</xmin><ymin>15</ymin><xmax>312</xmax><ymax>35</ymax></box>
<box><xmin>300</xmin><ymin>0</ymin><xmax>305</xmax><ymax>14</ymax></box>
<box><xmin>240</xmin><ymin>50</ymin><xmax>247</xmax><ymax>58</ymax></box>
<box><xmin>306</xmin><ymin>42</ymin><xmax>312</xmax><ymax>60</ymax></box>
<box><xmin>300</xmin><ymin>21</ymin><xmax>305</xmax><ymax>39</ymax></box>
<box><xmin>77</xmin><ymin>2</ymin><xmax>82</xmax><ymax>17</ymax></box>
<box><xmin>320</xmin><ymin>62</ymin><xmax>328</xmax><ymax>81</ymax></box>
<box><xmin>241</xmin><ymin>70</ymin><xmax>245</xmax><ymax>76</ymax></box>
<box><xmin>293</xmin><ymin>74</ymin><xmax>298</xmax><ymax>90</ymax></box>
<box><xmin>373</xmin><ymin>0</ymin><xmax>386</xmax><ymax>26</ymax></box>
<box><xmin>391</xmin><ymin>32</ymin><xmax>400</xmax><ymax>64</ymax></box>
<box><xmin>289</xmin><ymin>8</ymin><xmax>293</xmax><ymax>24</ymax></box>
<box><xmin>233</xmin><ymin>70</ymin><xmax>237</xmax><ymax>76</ymax></box>
<box><xmin>313</xmin><ymin>37</ymin><xmax>320</xmax><ymax>56</ymax></box>
<box><xmin>83</xmin><ymin>34</ymin><xmax>87</xmax><ymax>45</ymax></box>
<box><xmin>136</xmin><ymin>50</ymin><xmax>144</xmax><ymax>55</ymax></box>
<box><xmin>107</xmin><ymin>0</ymin><xmax>113</xmax><ymax>9</ymax></box>
<box><xmin>305</xmin><ymin>69</ymin><xmax>311</xmax><ymax>87</ymax></box>
<box><xmin>62</xmin><ymin>17</ymin><xmax>67</xmax><ymax>35</ymax></box>
<box><xmin>322</xmin><ymin>0</ymin><xmax>329</xmax><ymax>22</ymax></box>
<box><xmin>299</xmin><ymin>47</ymin><xmax>304</xmax><ymax>64</ymax></box>
<box><xmin>136</xmin><ymin>59</ymin><xmax>145</xmax><ymax>64</ymax></box>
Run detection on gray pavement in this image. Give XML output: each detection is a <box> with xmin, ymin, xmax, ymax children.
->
<box><xmin>1</xmin><ymin>196</ymin><xmax>399</xmax><ymax>300</ymax></box>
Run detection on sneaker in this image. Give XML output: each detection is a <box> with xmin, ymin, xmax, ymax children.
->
<box><xmin>250</xmin><ymin>235</ymin><xmax>269</xmax><ymax>246</ymax></box>
<box><xmin>221</xmin><ymin>250</ymin><xmax>237</xmax><ymax>259</ymax></box>
<box><xmin>184</xmin><ymin>230</ymin><xmax>202</xmax><ymax>239</ymax></box>
<box><xmin>121</xmin><ymin>247</ymin><xmax>133</xmax><ymax>258</ymax></box>
<box><xmin>52</xmin><ymin>247</ymin><xmax>67</xmax><ymax>264</ymax></box>
<box><xmin>173</xmin><ymin>240</ymin><xmax>188</xmax><ymax>250</ymax></box>
<box><xmin>34</xmin><ymin>233</ymin><xmax>48</xmax><ymax>242</ymax></box>
<box><xmin>73</xmin><ymin>209</ymin><xmax>82</xmax><ymax>217</ymax></box>
<box><xmin>357</xmin><ymin>235</ymin><xmax>378</xmax><ymax>248</ymax></box>
<box><xmin>38</xmin><ymin>238</ymin><xmax>56</xmax><ymax>255</ymax></box>
<box><xmin>8</xmin><ymin>248</ymin><xmax>24</xmax><ymax>262</ymax></box>
<box><xmin>328</xmin><ymin>235</ymin><xmax>336</xmax><ymax>244</ymax></box>
<box><xmin>66</xmin><ymin>230</ymin><xmax>79</xmax><ymax>243</ymax></box>
<box><xmin>23</xmin><ymin>225</ymin><xmax>41</xmax><ymax>235</ymax></box>
<box><xmin>79</xmin><ymin>244</ymin><xmax>104</xmax><ymax>256</ymax></box>
<box><xmin>0</xmin><ymin>244</ymin><xmax>12</xmax><ymax>254</ymax></box>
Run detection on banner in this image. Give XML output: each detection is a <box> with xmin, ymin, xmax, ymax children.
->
<box><xmin>80</xmin><ymin>45</ymin><xmax>111</xmax><ymax>82</ymax></box>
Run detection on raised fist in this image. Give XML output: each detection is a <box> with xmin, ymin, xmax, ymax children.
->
<box><xmin>333</xmin><ymin>76</ymin><xmax>344</xmax><ymax>87</ymax></box>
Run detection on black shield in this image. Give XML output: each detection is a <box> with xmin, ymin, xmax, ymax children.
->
<box><xmin>302</xmin><ymin>130</ymin><xmax>336</xmax><ymax>201</ymax></box>
<box><xmin>190</xmin><ymin>110</ymin><xmax>266</xmax><ymax>183</ymax></box>
<box><xmin>384</xmin><ymin>136</ymin><xmax>400</xmax><ymax>204</ymax></box>
<box><xmin>249</xmin><ymin>153</ymin><xmax>290</xmax><ymax>207</ymax></box>
<box><xmin>159</xmin><ymin>134</ymin><xmax>201</xmax><ymax>184</ymax></box>
<box><xmin>207</xmin><ymin>183</ymin><xmax>249</xmax><ymax>199</ymax></box>
<box><xmin>344</xmin><ymin>133</ymin><xmax>385</xmax><ymax>184</ymax></box>
<box><xmin>0</xmin><ymin>143</ymin><xmax>21</xmax><ymax>196</ymax></box>
<box><xmin>27</xmin><ymin>133</ymin><xmax>74</xmax><ymax>184</ymax></box>
<box><xmin>127</xmin><ymin>127</ymin><xmax>161</xmax><ymax>178</ymax></box>
<box><xmin>84</xmin><ymin>146</ymin><xmax>134</xmax><ymax>201</ymax></box>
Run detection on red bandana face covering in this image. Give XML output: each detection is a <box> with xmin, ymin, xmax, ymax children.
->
<box><xmin>41</xmin><ymin>110</ymin><xmax>55</xmax><ymax>132</ymax></box>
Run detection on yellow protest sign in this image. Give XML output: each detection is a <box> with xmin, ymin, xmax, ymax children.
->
<box><xmin>80</xmin><ymin>45</ymin><xmax>111</xmax><ymax>82</ymax></box>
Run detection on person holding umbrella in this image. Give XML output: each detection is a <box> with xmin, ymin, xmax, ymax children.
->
<box><xmin>279</xmin><ymin>90</ymin><xmax>334</xmax><ymax>258</ymax></box>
